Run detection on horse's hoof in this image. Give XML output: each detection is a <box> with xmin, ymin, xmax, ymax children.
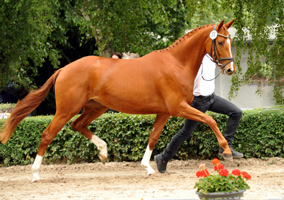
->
<box><xmin>148</xmin><ymin>171</ymin><xmax>157</xmax><ymax>176</ymax></box>
<box><xmin>32</xmin><ymin>179</ymin><xmax>41</xmax><ymax>183</ymax></box>
<box><xmin>99</xmin><ymin>154</ymin><xmax>107</xmax><ymax>164</ymax></box>
<box><xmin>223</xmin><ymin>154</ymin><xmax>233</xmax><ymax>162</ymax></box>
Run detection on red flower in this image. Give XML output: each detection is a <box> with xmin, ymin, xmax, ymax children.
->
<box><xmin>232</xmin><ymin>169</ymin><xmax>241</xmax><ymax>176</ymax></box>
<box><xmin>196</xmin><ymin>170</ymin><xmax>205</xmax><ymax>178</ymax></box>
<box><xmin>219</xmin><ymin>168</ymin><xmax>229</xmax><ymax>177</ymax></box>
<box><xmin>241</xmin><ymin>171</ymin><xmax>252</xmax><ymax>180</ymax></box>
<box><xmin>214</xmin><ymin>163</ymin><xmax>225</xmax><ymax>171</ymax></box>
<box><xmin>212</xmin><ymin>158</ymin><xmax>220</xmax><ymax>165</ymax></box>
<box><xmin>204</xmin><ymin>169</ymin><xmax>210</xmax><ymax>177</ymax></box>
<box><xmin>196</xmin><ymin>169</ymin><xmax>210</xmax><ymax>178</ymax></box>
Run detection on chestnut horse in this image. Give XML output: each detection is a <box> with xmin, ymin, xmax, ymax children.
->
<box><xmin>0</xmin><ymin>19</ymin><xmax>236</xmax><ymax>182</ymax></box>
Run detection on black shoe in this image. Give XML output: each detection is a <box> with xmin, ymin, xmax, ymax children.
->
<box><xmin>154</xmin><ymin>154</ymin><xmax>168</xmax><ymax>173</ymax></box>
<box><xmin>219</xmin><ymin>146</ymin><xmax>243</xmax><ymax>159</ymax></box>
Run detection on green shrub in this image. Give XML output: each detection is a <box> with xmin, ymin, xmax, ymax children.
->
<box><xmin>0</xmin><ymin>107</ymin><xmax>283</xmax><ymax>166</ymax></box>
<box><xmin>0</xmin><ymin>103</ymin><xmax>16</xmax><ymax>112</ymax></box>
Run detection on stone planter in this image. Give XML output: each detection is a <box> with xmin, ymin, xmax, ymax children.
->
<box><xmin>196</xmin><ymin>190</ymin><xmax>245</xmax><ymax>200</ymax></box>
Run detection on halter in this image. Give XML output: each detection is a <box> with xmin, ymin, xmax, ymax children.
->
<box><xmin>209</xmin><ymin>25</ymin><xmax>234</xmax><ymax>70</ymax></box>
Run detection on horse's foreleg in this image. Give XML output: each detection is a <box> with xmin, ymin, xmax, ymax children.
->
<box><xmin>176</xmin><ymin>102</ymin><xmax>232</xmax><ymax>160</ymax></box>
<box><xmin>71</xmin><ymin>101</ymin><xmax>109</xmax><ymax>164</ymax></box>
<box><xmin>141</xmin><ymin>114</ymin><xmax>170</xmax><ymax>175</ymax></box>
<box><xmin>32</xmin><ymin>155</ymin><xmax>43</xmax><ymax>182</ymax></box>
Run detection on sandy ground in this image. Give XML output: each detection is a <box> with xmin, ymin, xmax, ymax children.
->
<box><xmin>0</xmin><ymin>157</ymin><xmax>283</xmax><ymax>200</ymax></box>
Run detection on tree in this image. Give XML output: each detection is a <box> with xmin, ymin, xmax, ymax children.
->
<box><xmin>0</xmin><ymin>0</ymin><xmax>188</xmax><ymax>90</ymax></box>
<box><xmin>66</xmin><ymin>0</ymin><xmax>188</xmax><ymax>56</ymax></box>
<box><xmin>231</xmin><ymin>0</ymin><xmax>284</xmax><ymax>104</ymax></box>
<box><xmin>0</xmin><ymin>0</ymin><xmax>61</xmax><ymax>89</ymax></box>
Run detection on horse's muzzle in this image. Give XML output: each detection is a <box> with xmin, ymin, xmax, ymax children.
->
<box><xmin>225</xmin><ymin>68</ymin><xmax>234</xmax><ymax>75</ymax></box>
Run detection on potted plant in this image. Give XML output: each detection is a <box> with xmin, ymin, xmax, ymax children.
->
<box><xmin>194</xmin><ymin>158</ymin><xmax>251</xmax><ymax>200</ymax></box>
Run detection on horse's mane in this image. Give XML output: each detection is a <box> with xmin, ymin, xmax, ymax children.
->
<box><xmin>157</xmin><ymin>24</ymin><xmax>214</xmax><ymax>53</ymax></box>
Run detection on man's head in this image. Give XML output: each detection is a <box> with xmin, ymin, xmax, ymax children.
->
<box><xmin>112</xmin><ymin>52</ymin><xmax>122</xmax><ymax>59</ymax></box>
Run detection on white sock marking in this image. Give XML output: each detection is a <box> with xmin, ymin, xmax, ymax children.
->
<box><xmin>91</xmin><ymin>135</ymin><xmax>107</xmax><ymax>158</ymax></box>
<box><xmin>32</xmin><ymin>155</ymin><xmax>43</xmax><ymax>182</ymax></box>
<box><xmin>141</xmin><ymin>145</ymin><xmax>155</xmax><ymax>175</ymax></box>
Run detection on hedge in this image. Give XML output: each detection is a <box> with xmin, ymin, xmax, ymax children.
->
<box><xmin>0</xmin><ymin>107</ymin><xmax>283</xmax><ymax>166</ymax></box>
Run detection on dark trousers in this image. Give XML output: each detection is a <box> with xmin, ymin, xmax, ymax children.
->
<box><xmin>163</xmin><ymin>93</ymin><xmax>242</xmax><ymax>161</ymax></box>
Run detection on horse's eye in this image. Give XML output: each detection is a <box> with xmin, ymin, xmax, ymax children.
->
<box><xmin>218</xmin><ymin>41</ymin><xmax>223</xmax><ymax>45</ymax></box>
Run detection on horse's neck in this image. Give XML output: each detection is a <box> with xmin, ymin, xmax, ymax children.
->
<box><xmin>168</xmin><ymin>26</ymin><xmax>213</xmax><ymax>76</ymax></box>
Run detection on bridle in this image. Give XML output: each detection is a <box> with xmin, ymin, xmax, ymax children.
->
<box><xmin>209</xmin><ymin>25</ymin><xmax>234</xmax><ymax>71</ymax></box>
<box><xmin>201</xmin><ymin>26</ymin><xmax>235</xmax><ymax>81</ymax></box>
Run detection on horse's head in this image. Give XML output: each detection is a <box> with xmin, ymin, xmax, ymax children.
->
<box><xmin>205</xmin><ymin>19</ymin><xmax>236</xmax><ymax>75</ymax></box>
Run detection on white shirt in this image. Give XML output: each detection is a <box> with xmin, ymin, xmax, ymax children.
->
<box><xmin>193</xmin><ymin>54</ymin><xmax>216</xmax><ymax>96</ymax></box>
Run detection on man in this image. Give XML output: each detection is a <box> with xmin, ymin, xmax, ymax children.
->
<box><xmin>155</xmin><ymin>54</ymin><xmax>243</xmax><ymax>173</ymax></box>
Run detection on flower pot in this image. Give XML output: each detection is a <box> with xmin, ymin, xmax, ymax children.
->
<box><xmin>196</xmin><ymin>190</ymin><xmax>245</xmax><ymax>200</ymax></box>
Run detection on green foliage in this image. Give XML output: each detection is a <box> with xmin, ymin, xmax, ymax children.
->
<box><xmin>186</xmin><ymin>0</ymin><xmax>235</xmax><ymax>28</ymax></box>
<box><xmin>0</xmin><ymin>0</ymin><xmax>61</xmax><ymax>88</ymax></box>
<box><xmin>228</xmin><ymin>0</ymin><xmax>284</xmax><ymax>104</ymax></box>
<box><xmin>0</xmin><ymin>103</ymin><xmax>16</xmax><ymax>112</ymax></box>
<box><xmin>235</xmin><ymin>108</ymin><xmax>284</xmax><ymax>158</ymax></box>
<box><xmin>69</xmin><ymin>0</ymin><xmax>188</xmax><ymax>56</ymax></box>
<box><xmin>1</xmin><ymin>107</ymin><xmax>284</xmax><ymax>166</ymax></box>
<box><xmin>0</xmin><ymin>0</ymin><xmax>188</xmax><ymax>89</ymax></box>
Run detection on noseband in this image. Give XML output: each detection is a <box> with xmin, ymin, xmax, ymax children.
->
<box><xmin>209</xmin><ymin>25</ymin><xmax>234</xmax><ymax>70</ymax></box>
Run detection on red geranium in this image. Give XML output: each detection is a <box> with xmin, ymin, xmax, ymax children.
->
<box><xmin>212</xmin><ymin>158</ymin><xmax>225</xmax><ymax>172</ymax></box>
<box><xmin>195</xmin><ymin>158</ymin><xmax>251</xmax><ymax>195</ymax></box>
<box><xmin>212</xmin><ymin>158</ymin><xmax>220</xmax><ymax>165</ymax></box>
<box><xmin>214</xmin><ymin>163</ymin><xmax>224</xmax><ymax>171</ymax></box>
<box><xmin>232</xmin><ymin>169</ymin><xmax>241</xmax><ymax>176</ymax></box>
<box><xmin>204</xmin><ymin>169</ymin><xmax>210</xmax><ymax>177</ymax></box>
<box><xmin>219</xmin><ymin>168</ymin><xmax>229</xmax><ymax>177</ymax></box>
<box><xmin>241</xmin><ymin>171</ymin><xmax>252</xmax><ymax>180</ymax></box>
<box><xmin>196</xmin><ymin>164</ymin><xmax>210</xmax><ymax>178</ymax></box>
<box><xmin>196</xmin><ymin>170</ymin><xmax>205</xmax><ymax>178</ymax></box>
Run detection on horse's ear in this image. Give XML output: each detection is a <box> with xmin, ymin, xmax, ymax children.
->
<box><xmin>224</xmin><ymin>19</ymin><xmax>235</xmax><ymax>29</ymax></box>
<box><xmin>216</xmin><ymin>20</ymin><xmax>225</xmax><ymax>31</ymax></box>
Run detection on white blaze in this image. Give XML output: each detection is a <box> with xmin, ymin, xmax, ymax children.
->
<box><xmin>226</xmin><ymin>38</ymin><xmax>234</xmax><ymax>72</ymax></box>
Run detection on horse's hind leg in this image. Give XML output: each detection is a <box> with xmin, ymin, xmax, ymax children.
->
<box><xmin>71</xmin><ymin>100</ymin><xmax>109</xmax><ymax>163</ymax></box>
<box><xmin>141</xmin><ymin>114</ymin><xmax>170</xmax><ymax>175</ymax></box>
<box><xmin>32</xmin><ymin>112</ymin><xmax>78</xmax><ymax>182</ymax></box>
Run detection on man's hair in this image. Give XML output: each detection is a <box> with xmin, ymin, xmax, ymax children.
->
<box><xmin>113</xmin><ymin>52</ymin><xmax>122</xmax><ymax>59</ymax></box>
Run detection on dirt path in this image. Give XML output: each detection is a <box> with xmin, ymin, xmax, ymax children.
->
<box><xmin>0</xmin><ymin>158</ymin><xmax>283</xmax><ymax>200</ymax></box>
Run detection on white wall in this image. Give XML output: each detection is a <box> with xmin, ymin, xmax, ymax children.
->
<box><xmin>214</xmin><ymin>47</ymin><xmax>276</xmax><ymax>110</ymax></box>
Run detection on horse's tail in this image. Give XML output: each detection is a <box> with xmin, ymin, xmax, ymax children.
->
<box><xmin>0</xmin><ymin>69</ymin><xmax>62</xmax><ymax>144</ymax></box>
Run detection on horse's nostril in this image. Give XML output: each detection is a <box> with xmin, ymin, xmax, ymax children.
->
<box><xmin>227</xmin><ymin>69</ymin><xmax>232</xmax><ymax>73</ymax></box>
